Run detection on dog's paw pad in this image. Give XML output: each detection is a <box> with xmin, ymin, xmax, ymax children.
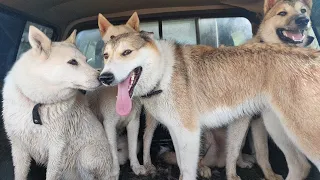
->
<box><xmin>132</xmin><ymin>165</ymin><xmax>147</xmax><ymax>175</ymax></box>
<box><xmin>199</xmin><ymin>165</ymin><xmax>212</xmax><ymax>179</ymax></box>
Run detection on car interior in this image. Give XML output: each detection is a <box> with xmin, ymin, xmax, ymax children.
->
<box><xmin>0</xmin><ymin>0</ymin><xmax>320</xmax><ymax>179</ymax></box>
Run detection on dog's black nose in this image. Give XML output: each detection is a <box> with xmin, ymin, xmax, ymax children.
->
<box><xmin>99</xmin><ymin>72</ymin><xmax>115</xmax><ymax>85</ymax></box>
<box><xmin>295</xmin><ymin>17</ymin><xmax>309</xmax><ymax>28</ymax></box>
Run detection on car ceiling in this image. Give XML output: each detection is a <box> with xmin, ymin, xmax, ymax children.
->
<box><xmin>1</xmin><ymin>0</ymin><xmax>263</xmax><ymax>30</ymax></box>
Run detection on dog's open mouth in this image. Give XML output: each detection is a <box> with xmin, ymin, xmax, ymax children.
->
<box><xmin>116</xmin><ymin>66</ymin><xmax>142</xmax><ymax>116</ymax></box>
<box><xmin>277</xmin><ymin>28</ymin><xmax>305</xmax><ymax>44</ymax></box>
<box><xmin>127</xmin><ymin>67</ymin><xmax>142</xmax><ymax>98</ymax></box>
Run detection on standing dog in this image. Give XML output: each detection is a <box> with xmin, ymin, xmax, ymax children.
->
<box><xmin>2</xmin><ymin>26</ymin><xmax>113</xmax><ymax>180</ymax></box>
<box><xmin>99</xmin><ymin>31</ymin><xmax>320</xmax><ymax>180</ymax></box>
<box><xmin>227</xmin><ymin>0</ymin><xmax>317</xmax><ymax>179</ymax></box>
<box><xmin>86</xmin><ymin>12</ymin><xmax>156</xmax><ymax>178</ymax></box>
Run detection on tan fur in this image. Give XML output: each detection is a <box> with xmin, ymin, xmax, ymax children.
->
<box><xmin>98</xmin><ymin>12</ymin><xmax>140</xmax><ymax>42</ymax></box>
<box><xmin>103</xmin><ymin>31</ymin><xmax>320</xmax><ymax>180</ymax></box>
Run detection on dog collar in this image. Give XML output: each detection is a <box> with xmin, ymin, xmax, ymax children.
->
<box><xmin>32</xmin><ymin>103</ymin><xmax>43</xmax><ymax>125</ymax></box>
<box><xmin>141</xmin><ymin>81</ymin><xmax>163</xmax><ymax>98</ymax></box>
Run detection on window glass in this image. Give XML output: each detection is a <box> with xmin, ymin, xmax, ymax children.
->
<box><xmin>76</xmin><ymin>17</ymin><xmax>252</xmax><ymax>69</ymax></box>
<box><xmin>76</xmin><ymin>29</ymin><xmax>103</xmax><ymax>69</ymax></box>
<box><xmin>162</xmin><ymin>19</ymin><xmax>197</xmax><ymax>44</ymax></box>
<box><xmin>199</xmin><ymin>17</ymin><xmax>252</xmax><ymax>47</ymax></box>
<box><xmin>140</xmin><ymin>21</ymin><xmax>160</xmax><ymax>39</ymax></box>
<box><xmin>0</xmin><ymin>12</ymin><xmax>25</xmax><ymax>83</ymax></box>
<box><xmin>310</xmin><ymin>0</ymin><xmax>320</xmax><ymax>48</ymax></box>
<box><xmin>16</xmin><ymin>21</ymin><xmax>54</xmax><ymax>59</ymax></box>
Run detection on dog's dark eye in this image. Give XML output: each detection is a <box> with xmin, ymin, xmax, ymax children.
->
<box><xmin>122</xmin><ymin>50</ymin><xmax>132</xmax><ymax>56</ymax></box>
<box><xmin>104</xmin><ymin>53</ymin><xmax>109</xmax><ymax>59</ymax></box>
<box><xmin>67</xmin><ymin>59</ymin><xmax>78</xmax><ymax>66</ymax></box>
<box><xmin>110</xmin><ymin>35</ymin><xmax>115</xmax><ymax>39</ymax></box>
<box><xmin>277</xmin><ymin>11</ymin><xmax>287</xmax><ymax>16</ymax></box>
<box><xmin>301</xmin><ymin>9</ymin><xmax>307</xmax><ymax>13</ymax></box>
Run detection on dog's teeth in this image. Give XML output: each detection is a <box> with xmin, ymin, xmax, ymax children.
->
<box><xmin>283</xmin><ymin>31</ymin><xmax>288</xmax><ymax>37</ymax></box>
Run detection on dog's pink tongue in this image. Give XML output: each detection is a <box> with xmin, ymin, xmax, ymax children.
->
<box><xmin>286</xmin><ymin>31</ymin><xmax>304</xmax><ymax>41</ymax></box>
<box><xmin>116</xmin><ymin>76</ymin><xmax>132</xmax><ymax>116</ymax></box>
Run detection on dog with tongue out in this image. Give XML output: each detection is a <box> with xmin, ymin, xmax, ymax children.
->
<box><xmin>86</xmin><ymin>12</ymin><xmax>158</xmax><ymax>180</ymax></box>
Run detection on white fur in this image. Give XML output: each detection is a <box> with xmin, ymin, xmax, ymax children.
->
<box><xmin>2</xmin><ymin>26</ymin><xmax>113</xmax><ymax>180</ymax></box>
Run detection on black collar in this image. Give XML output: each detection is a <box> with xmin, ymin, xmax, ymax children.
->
<box><xmin>141</xmin><ymin>82</ymin><xmax>163</xmax><ymax>98</ymax></box>
<box><xmin>32</xmin><ymin>103</ymin><xmax>43</xmax><ymax>125</ymax></box>
<box><xmin>31</xmin><ymin>89</ymin><xmax>85</xmax><ymax>125</ymax></box>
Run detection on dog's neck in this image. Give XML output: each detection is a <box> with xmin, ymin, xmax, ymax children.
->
<box><xmin>15</xmin><ymin>81</ymin><xmax>78</xmax><ymax>125</ymax></box>
<box><xmin>141</xmin><ymin>40</ymin><xmax>175</xmax><ymax>98</ymax></box>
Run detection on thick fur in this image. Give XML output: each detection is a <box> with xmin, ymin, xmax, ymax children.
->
<box><xmin>100</xmin><ymin>32</ymin><xmax>320</xmax><ymax>180</ymax></box>
<box><xmin>227</xmin><ymin>0</ymin><xmax>318</xmax><ymax>179</ymax></box>
<box><xmin>2</xmin><ymin>26</ymin><xmax>113</xmax><ymax>180</ymax></box>
<box><xmin>86</xmin><ymin>12</ymin><xmax>156</xmax><ymax>178</ymax></box>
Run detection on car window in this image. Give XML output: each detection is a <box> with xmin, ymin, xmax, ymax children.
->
<box><xmin>76</xmin><ymin>17</ymin><xmax>252</xmax><ymax>69</ymax></box>
<box><xmin>16</xmin><ymin>21</ymin><xmax>54</xmax><ymax>59</ymax></box>
<box><xmin>0</xmin><ymin>10</ymin><xmax>54</xmax><ymax>84</ymax></box>
<box><xmin>0</xmin><ymin>11</ymin><xmax>25</xmax><ymax>83</ymax></box>
<box><xmin>311</xmin><ymin>0</ymin><xmax>320</xmax><ymax>47</ymax></box>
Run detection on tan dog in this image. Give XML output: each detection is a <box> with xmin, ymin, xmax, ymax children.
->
<box><xmin>99</xmin><ymin>31</ymin><xmax>320</xmax><ymax>180</ymax></box>
<box><xmin>227</xmin><ymin>0</ymin><xmax>318</xmax><ymax>180</ymax></box>
<box><xmin>86</xmin><ymin>12</ymin><xmax>157</xmax><ymax>179</ymax></box>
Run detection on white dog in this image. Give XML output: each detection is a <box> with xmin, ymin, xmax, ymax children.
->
<box><xmin>2</xmin><ymin>26</ymin><xmax>113</xmax><ymax>180</ymax></box>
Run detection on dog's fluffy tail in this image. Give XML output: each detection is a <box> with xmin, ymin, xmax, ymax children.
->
<box><xmin>158</xmin><ymin>146</ymin><xmax>178</xmax><ymax>165</ymax></box>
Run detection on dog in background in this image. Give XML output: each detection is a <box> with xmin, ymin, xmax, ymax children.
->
<box><xmin>227</xmin><ymin>0</ymin><xmax>317</xmax><ymax>180</ymax></box>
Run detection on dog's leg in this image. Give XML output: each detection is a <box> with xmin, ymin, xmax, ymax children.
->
<box><xmin>251</xmin><ymin>117</ymin><xmax>283</xmax><ymax>180</ymax></box>
<box><xmin>143</xmin><ymin>112</ymin><xmax>158</xmax><ymax>174</ymax></box>
<box><xmin>46</xmin><ymin>144</ymin><xmax>64</xmax><ymax>180</ymax></box>
<box><xmin>198</xmin><ymin>130</ymin><xmax>218</xmax><ymax>178</ymax></box>
<box><xmin>236</xmin><ymin>135</ymin><xmax>254</xmax><ymax>169</ymax></box>
<box><xmin>167</xmin><ymin>123</ymin><xmax>200</xmax><ymax>180</ymax></box>
<box><xmin>262</xmin><ymin>110</ymin><xmax>310</xmax><ymax>180</ymax></box>
<box><xmin>127</xmin><ymin>114</ymin><xmax>147</xmax><ymax>175</ymax></box>
<box><xmin>226</xmin><ymin>116</ymin><xmax>251</xmax><ymax>180</ymax></box>
<box><xmin>11</xmin><ymin>142</ymin><xmax>31</xmax><ymax>180</ymax></box>
<box><xmin>103</xmin><ymin>121</ymin><xmax>120</xmax><ymax>178</ymax></box>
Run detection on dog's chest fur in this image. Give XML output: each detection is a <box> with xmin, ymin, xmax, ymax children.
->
<box><xmin>2</xmin><ymin>76</ymin><xmax>103</xmax><ymax>166</ymax></box>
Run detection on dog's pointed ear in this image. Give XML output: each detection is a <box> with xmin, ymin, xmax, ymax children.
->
<box><xmin>126</xmin><ymin>12</ymin><xmax>140</xmax><ymax>31</ymax></box>
<box><xmin>140</xmin><ymin>31</ymin><xmax>154</xmax><ymax>41</ymax></box>
<box><xmin>64</xmin><ymin>29</ymin><xmax>77</xmax><ymax>44</ymax></box>
<box><xmin>302</xmin><ymin>0</ymin><xmax>312</xmax><ymax>9</ymax></box>
<box><xmin>264</xmin><ymin>0</ymin><xmax>277</xmax><ymax>14</ymax></box>
<box><xmin>98</xmin><ymin>13</ymin><xmax>113</xmax><ymax>37</ymax></box>
<box><xmin>28</xmin><ymin>25</ymin><xmax>51</xmax><ymax>55</ymax></box>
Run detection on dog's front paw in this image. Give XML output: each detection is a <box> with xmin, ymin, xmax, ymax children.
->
<box><xmin>132</xmin><ymin>164</ymin><xmax>147</xmax><ymax>175</ymax></box>
<box><xmin>237</xmin><ymin>159</ymin><xmax>254</xmax><ymax>169</ymax></box>
<box><xmin>227</xmin><ymin>175</ymin><xmax>242</xmax><ymax>180</ymax></box>
<box><xmin>145</xmin><ymin>163</ymin><xmax>156</xmax><ymax>174</ymax></box>
<box><xmin>199</xmin><ymin>165</ymin><xmax>211</xmax><ymax>179</ymax></box>
<box><xmin>242</xmin><ymin>153</ymin><xmax>256</xmax><ymax>164</ymax></box>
